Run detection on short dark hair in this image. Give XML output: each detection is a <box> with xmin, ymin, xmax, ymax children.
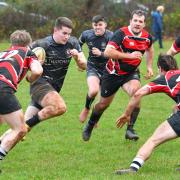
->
<box><xmin>157</xmin><ymin>54</ymin><xmax>178</xmax><ymax>71</ymax></box>
<box><xmin>92</xmin><ymin>15</ymin><xmax>106</xmax><ymax>23</ymax></box>
<box><xmin>10</xmin><ymin>30</ymin><xmax>32</xmax><ymax>46</ymax></box>
<box><xmin>55</xmin><ymin>17</ymin><xmax>73</xmax><ymax>29</ymax></box>
<box><xmin>131</xmin><ymin>10</ymin><xmax>146</xmax><ymax>20</ymax></box>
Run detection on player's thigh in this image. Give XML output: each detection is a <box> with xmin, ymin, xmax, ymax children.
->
<box><xmin>87</xmin><ymin>75</ymin><xmax>100</xmax><ymax>91</ymax></box>
<box><xmin>1</xmin><ymin>110</ymin><xmax>25</xmax><ymax>130</ymax></box>
<box><xmin>150</xmin><ymin>121</ymin><xmax>177</xmax><ymax>145</ymax></box>
<box><xmin>40</xmin><ymin>91</ymin><xmax>66</xmax><ymax>108</ymax></box>
<box><xmin>122</xmin><ymin>79</ymin><xmax>141</xmax><ymax>96</ymax></box>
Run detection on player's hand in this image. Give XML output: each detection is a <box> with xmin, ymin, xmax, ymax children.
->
<box><xmin>92</xmin><ymin>47</ymin><xmax>101</xmax><ymax>56</ymax></box>
<box><xmin>69</xmin><ymin>49</ymin><xmax>79</xmax><ymax>57</ymax></box>
<box><xmin>77</xmin><ymin>67</ymin><xmax>84</xmax><ymax>72</ymax></box>
<box><xmin>144</xmin><ymin>67</ymin><xmax>153</xmax><ymax>79</ymax></box>
<box><xmin>129</xmin><ymin>51</ymin><xmax>142</xmax><ymax>60</ymax></box>
<box><xmin>116</xmin><ymin>114</ymin><xmax>130</xmax><ymax>128</ymax></box>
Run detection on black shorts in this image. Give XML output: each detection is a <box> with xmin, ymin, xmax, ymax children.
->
<box><xmin>30</xmin><ymin>77</ymin><xmax>55</xmax><ymax>106</ymax></box>
<box><xmin>167</xmin><ymin>111</ymin><xmax>180</xmax><ymax>136</ymax></box>
<box><xmin>101</xmin><ymin>71</ymin><xmax>140</xmax><ymax>97</ymax></box>
<box><xmin>0</xmin><ymin>81</ymin><xmax>21</xmax><ymax>114</ymax></box>
<box><xmin>87</xmin><ymin>61</ymin><xmax>106</xmax><ymax>81</ymax></box>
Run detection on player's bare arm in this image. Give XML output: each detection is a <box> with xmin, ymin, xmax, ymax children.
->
<box><xmin>26</xmin><ymin>60</ymin><xmax>43</xmax><ymax>83</ymax></box>
<box><xmin>104</xmin><ymin>45</ymin><xmax>142</xmax><ymax>60</ymax></box>
<box><xmin>70</xmin><ymin>49</ymin><xmax>87</xmax><ymax>70</ymax></box>
<box><xmin>145</xmin><ymin>45</ymin><xmax>154</xmax><ymax>79</ymax></box>
<box><xmin>167</xmin><ymin>45</ymin><xmax>177</xmax><ymax>56</ymax></box>
<box><xmin>116</xmin><ymin>86</ymin><xmax>150</xmax><ymax>128</ymax></box>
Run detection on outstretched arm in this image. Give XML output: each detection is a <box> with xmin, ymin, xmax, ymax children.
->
<box><xmin>145</xmin><ymin>45</ymin><xmax>154</xmax><ymax>79</ymax></box>
<box><xmin>116</xmin><ymin>86</ymin><xmax>150</xmax><ymax>128</ymax></box>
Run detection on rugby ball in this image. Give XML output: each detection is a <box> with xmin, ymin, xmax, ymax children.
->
<box><xmin>32</xmin><ymin>47</ymin><xmax>46</xmax><ymax>65</ymax></box>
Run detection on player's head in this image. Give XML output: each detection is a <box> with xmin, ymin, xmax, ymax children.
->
<box><xmin>157</xmin><ymin>54</ymin><xmax>178</xmax><ymax>72</ymax></box>
<box><xmin>130</xmin><ymin>10</ymin><xmax>146</xmax><ymax>36</ymax></box>
<box><xmin>53</xmin><ymin>17</ymin><xmax>73</xmax><ymax>44</ymax></box>
<box><xmin>157</xmin><ymin>5</ymin><xmax>164</xmax><ymax>13</ymax></box>
<box><xmin>10</xmin><ymin>30</ymin><xmax>32</xmax><ymax>47</ymax></box>
<box><xmin>92</xmin><ymin>15</ymin><xmax>107</xmax><ymax>36</ymax></box>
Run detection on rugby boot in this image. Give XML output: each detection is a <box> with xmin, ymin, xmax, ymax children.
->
<box><xmin>82</xmin><ymin>123</ymin><xmax>94</xmax><ymax>141</ymax></box>
<box><xmin>125</xmin><ymin>128</ymin><xmax>139</xmax><ymax>141</ymax></box>
<box><xmin>115</xmin><ymin>167</ymin><xmax>137</xmax><ymax>175</ymax></box>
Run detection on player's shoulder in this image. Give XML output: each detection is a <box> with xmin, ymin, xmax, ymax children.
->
<box><xmin>113</xmin><ymin>27</ymin><xmax>126</xmax><ymax>37</ymax></box>
<box><xmin>105</xmin><ymin>29</ymin><xmax>113</xmax><ymax>36</ymax></box>
<box><xmin>68</xmin><ymin>36</ymin><xmax>80</xmax><ymax>45</ymax></box>
<box><xmin>32</xmin><ymin>35</ymin><xmax>52</xmax><ymax>50</ymax></box>
<box><xmin>81</xmin><ymin>29</ymin><xmax>94</xmax><ymax>37</ymax></box>
<box><xmin>141</xmin><ymin>29</ymin><xmax>152</xmax><ymax>39</ymax></box>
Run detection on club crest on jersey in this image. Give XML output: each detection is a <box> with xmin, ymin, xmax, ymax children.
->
<box><xmin>129</xmin><ymin>42</ymin><xmax>135</xmax><ymax>46</ymax></box>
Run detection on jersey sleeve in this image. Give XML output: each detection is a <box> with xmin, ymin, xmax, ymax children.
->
<box><xmin>25</xmin><ymin>50</ymin><xmax>38</xmax><ymax>68</ymax></box>
<box><xmin>173</xmin><ymin>36</ymin><xmax>180</xmax><ymax>52</ymax></box>
<box><xmin>108</xmin><ymin>29</ymin><xmax>124</xmax><ymax>49</ymax></box>
<box><xmin>71</xmin><ymin>37</ymin><xmax>82</xmax><ymax>52</ymax></box>
<box><xmin>148</xmin><ymin>34</ymin><xmax>153</xmax><ymax>48</ymax></box>
<box><xmin>31</xmin><ymin>37</ymin><xmax>49</xmax><ymax>50</ymax></box>
<box><xmin>147</xmin><ymin>75</ymin><xmax>169</xmax><ymax>94</ymax></box>
<box><xmin>79</xmin><ymin>31</ymin><xmax>86</xmax><ymax>47</ymax></box>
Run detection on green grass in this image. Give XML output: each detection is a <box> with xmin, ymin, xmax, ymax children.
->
<box><xmin>0</xmin><ymin>40</ymin><xmax>180</xmax><ymax>179</ymax></box>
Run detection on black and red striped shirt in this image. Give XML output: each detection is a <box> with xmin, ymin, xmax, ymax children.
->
<box><xmin>0</xmin><ymin>46</ymin><xmax>37</xmax><ymax>91</ymax></box>
<box><xmin>173</xmin><ymin>36</ymin><xmax>180</xmax><ymax>53</ymax></box>
<box><xmin>106</xmin><ymin>26</ymin><xmax>152</xmax><ymax>76</ymax></box>
<box><xmin>147</xmin><ymin>70</ymin><xmax>180</xmax><ymax>108</ymax></box>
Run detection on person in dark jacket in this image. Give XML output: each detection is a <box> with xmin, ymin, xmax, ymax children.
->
<box><xmin>151</xmin><ymin>5</ymin><xmax>165</xmax><ymax>48</ymax></box>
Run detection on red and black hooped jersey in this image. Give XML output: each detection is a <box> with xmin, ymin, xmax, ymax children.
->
<box><xmin>106</xmin><ymin>26</ymin><xmax>152</xmax><ymax>76</ymax></box>
<box><xmin>147</xmin><ymin>70</ymin><xmax>180</xmax><ymax>108</ymax></box>
<box><xmin>0</xmin><ymin>46</ymin><xmax>37</xmax><ymax>90</ymax></box>
<box><xmin>173</xmin><ymin>36</ymin><xmax>180</xmax><ymax>53</ymax></box>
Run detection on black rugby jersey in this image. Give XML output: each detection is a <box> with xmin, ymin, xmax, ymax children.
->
<box><xmin>106</xmin><ymin>26</ymin><xmax>152</xmax><ymax>76</ymax></box>
<box><xmin>31</xmin><ymin>35</ymin><xmax>82</xmax><ymax>92</ymax></box>
<box><xmin>147</xmin><ymin>70</ymin><xmax>180</xmax><ymax>108</ymax></box>
<box><xmin>173</xmin><ymin>36</ymin><xmax>180</xmax><ymax>53</ymax></box>
<box><xmin>79</xmin><ymin>29</ymin><xmax>113</xmax><ymax>64</ymax></box>
<box><xmin>0</xmin><ymin>46</ymin><xmax>37</xmax><ymax>90</ymax></box>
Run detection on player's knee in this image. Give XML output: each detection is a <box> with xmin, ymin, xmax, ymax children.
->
<box><xmin>17</xmin><ymin>125</ymin><xmax>28</xmax><ymax>139</ymax></box>
<box><xmin>150</xmin><ymin>137</ymin><xmax>160</xmax><ymax>148</ymax></box>
<box><xmin>96</xmin><ymin>102</ymin><xmax>109</xmax><ymax>111</ymax></box>
<box><xmin>56</xmin><ymin>103</ymin><xmax>67</xmax><ymax>115</ymax></box>
<box><xmin>89</xmin><ymin>89</ymin><xmax>98</xmax><ymax>98</ymax></box>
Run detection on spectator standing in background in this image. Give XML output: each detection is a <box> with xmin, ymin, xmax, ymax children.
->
<box><xmin>151</xmin><ymin>5</ymin><xmax>165</xmax><ymax>49</ymax></box>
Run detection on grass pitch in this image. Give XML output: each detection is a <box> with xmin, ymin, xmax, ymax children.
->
<box><xmin>0</xmin><ymin>40</ymin><xmax>179</xmax><ymax>179</ymax></box>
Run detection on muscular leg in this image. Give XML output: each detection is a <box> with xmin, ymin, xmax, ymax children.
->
<box><xmin>0</xmin><ymin>106</ymin><xmax>39</xmax><ymax>142</ymax></box>
<box><xmin>80</xmin><ymin>76</ymin><xmax>100</xmax><ymax>123</ymax></box>
<box><xmin>122</xmin><ymin>79</ymin><xmax>141</xmax><ymax>140</ymax></box>
<box><xmin>0</xmin><ymin>110</ymin><xmax>28</xmax><ymax>160</ymax></box>
<box><xmin>26</xmin><ymin>91</ymin><xmax>66</xmax><ymax>128</ymax></box>
<box><xmin>130</xmin><ymin>121</ymin><xmax>177</xmax><ymax>171</ymax></box>
<box><xmin>116</xmin><ymin>121</ymin><xmax>177</xmax><ymax>175</ymax></box>
<box><xmin>82</xmin><ymin>94</ymin><xmax>116</xmax><ymax>141</ymax></box>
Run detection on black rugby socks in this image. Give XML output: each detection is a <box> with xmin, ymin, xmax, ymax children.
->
<box><xmin>127</xmin><ymin>107</ymin><xmax>140</xmax><ymax>130</ymax></box>
<box><xmin>85</xmin><ymin>95</ymin><xmax>95</xmax><ymax>109</ymax></box>
<box><xmin>26</xmin><ymin>114</ymin><xmax>40</xmax><ymax>128</ymax></box>
<box><xmin>88</xmin><ymin>108</ymin><xmax>103</xmax><ymax>126</ymax></box>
